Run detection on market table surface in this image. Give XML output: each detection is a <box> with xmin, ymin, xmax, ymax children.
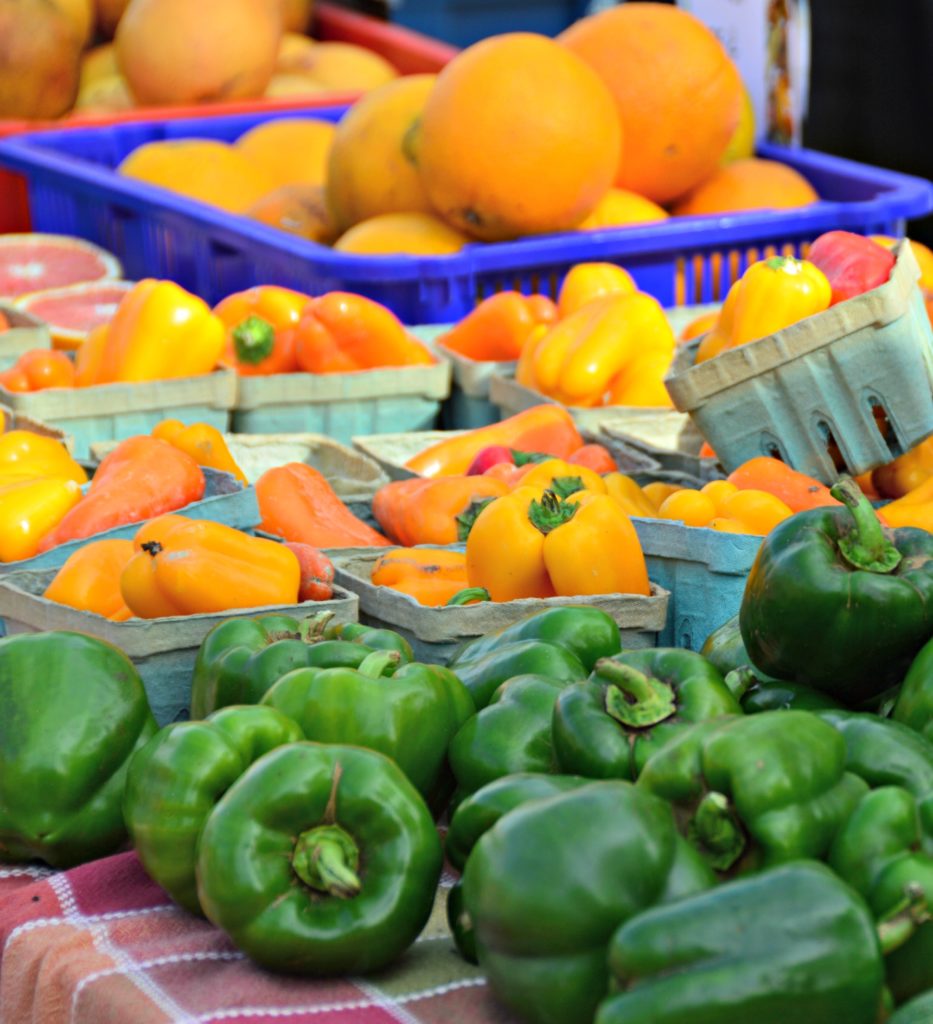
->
<box><xmin>0</xmin><ymin>852</ymin><xmax>517</xmax><ymax>1024</ymax></box>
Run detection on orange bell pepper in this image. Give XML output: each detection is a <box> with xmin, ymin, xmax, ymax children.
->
<box><xmin>873</xmin><ymin>438</ymin><xmax>933</xmax><ymax>499</ymax></box>
<box><xmin>94</xmin><ymin>279</ymin><xmax>226</xmax><ymax>384</ymax></box>
<box><xmin>372</xmin><ymin>475</ymin><xmax>510</xmax><ymax>546</ymax></box>
<box><xmin>727</xmin><ymin>457</ymin><xmax>839</xmax><ymax>512</ymax></box>
<box><xmin>214</xmin><ymin>285</ymin><xmax>309</xmax><ymax>376</ymax></box>
<box><xmin>557</xmin><ymin>262</ymin><xmax>636</xmax><ymax>318</ymax></box>
<box><xmin>438</xmin><ymin>292</ymin><xmax>559</xmax><ymax>363</ymax></box>
<box><xmin>0</xmin><ymin>431</ymin><xmax>87</xmax><ymax>486</ymax></box>
<box><xmin>680</xmin><ymin>310</ymin><xmax>720</xmax><ymax>344</ymax></box>
<box><xmin>121</xmin><ymin>515</ymin><xmax>300</xmax><ymax>618</ymax></box>
<box><xmin>293</xmin><ymin>292</ymin><xmax>434</xmax><ymax>374</ymax></box>
<box><xmin>0</xmin><ymin>477</ymin><xmax>83</xmax><ymax>562</ymax></box>
<box><xmin>43</xmin><ymin>538</ymin><xmax>135</xmax><ymax>620</ymax></box>
<box><xmin>36</xmin><ymin>436</ymin><xmax>205</xmax><ymax>553</ymax></box>
<box><xmin>695</xmin><ymin>281</ymin><xmax>741</xmax><ymax>364</ymax></box>
<box><xmin>256</xmin><ymin>463</ymin><xmax>390</xmax><ymax>549</ymax></box>
<box><xmin>151</xmin><ymin>419</ymin><xmax>247</xmax><ymax>486</ymax></box>
<box><xmin>406</xmin><ymin>405</ymin><xmax>584</xmax><ymax>478</ymax></box>
<box><xmin>567</xmin><ymin>444</ymin><xmax>618</xmax><ymax>474</ymax></box>
<box><xmin>371</xmin><ymin>548</ymin><xmax>470</xmax><ymax>601</ymax></box>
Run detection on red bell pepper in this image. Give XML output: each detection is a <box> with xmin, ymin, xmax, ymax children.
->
<box><xmin>807</xmin><ymin>231</ymin><xmax>896</xmax><ymax>305</ymax></box>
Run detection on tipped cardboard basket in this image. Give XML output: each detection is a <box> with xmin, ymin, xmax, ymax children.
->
<box><xmin>0</xmin><ymin>304</ymin><xmax>51</xmax><ymax>369</ymax></box>
<box><xmin>331</xmin><ymin>546</ymin><xmax>669</xmax><ymax>664</ymax></box>
<box><xmin>0</xmin><ymin>573</ymin><xmax>358</xmax><ymax>725</ymax></box>
<box><xmin>0</xmin><ymin>369</ymin><xmax>237</xmax><ymax>459</ymax></box>
<box><xmin>664</xmin><ymin>242</ymin><xmax>933</xmax><ymax>484</ymax></box>
<box><xmin>231</xmin><ymin>363</ymin><xmax>451</xmax><ymax>443</ymax></box>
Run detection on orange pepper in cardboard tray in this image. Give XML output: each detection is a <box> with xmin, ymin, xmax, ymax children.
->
<box><xmin>151</xmin><ymin>419</ymin><xmax>247</xmax><ymax>486</ymax></box>
<box><xmin>92</xmin><ymin>280</ymin><xmax>226</xmax><ymax>385</ymax></box>
<box><xmin>438</xmin><ymin>292</ymin><xmax>558</xmax><ymax>362</ymax></box>
<box><xmin>75</xmin><ymin>323</ymin><xmax>109</xmax><ymax>388</ymax></box>
<box><xmin>370</xmin><ymin>548</ymin><xmax>476</xmax><ymax>607</ymax></box>
<box><xmin>406</xmin><ymin>405</ymin><xmax>584</xmax><ymax>478</ymax></box>
<box><xmin>35</xmin><ymin>436</ymin><xmax>205</xmax><ymax>553</ymax></box>
<box><xmin>214</xmin><ymin>285</ymin><xmax>309</xmax><ymax>376</ymax></box>
<box><xmin>0</xmin><ymin>477</ymin><xmax>83</xmax><ymax>563</ymax></box>
<box><xmin>43</xmin><ymin>538</ymin><xmax>135</xmax><ymax>620</ymax></box>
<box><xmin>121</xmin><ymin>516</ymin><xmax>300</xmax><ymax>618</ymax></box>
<box><xmin>873</xmin><ymin>437</ymin><xmax>933</xmax><ymax>500</ymax></box>
<box><xmin>556</xmin><ymin>262</ymin><xmax>636</xmax><ymax>318</ymax></box>
<box><xmin>291</xmin><ymin>292</ymin><xmax>435</xmax><ymax>373</ymax></box>
<box><xmin>726</xmin><ymin>457</ymin><xmax>838</xmax><ymax>513</ymax></box>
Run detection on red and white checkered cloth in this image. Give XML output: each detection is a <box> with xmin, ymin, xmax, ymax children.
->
<box><xmin>0</xmin><ymin>853</ymin><xmax>518</xmax><ymax>1024</ymax></box>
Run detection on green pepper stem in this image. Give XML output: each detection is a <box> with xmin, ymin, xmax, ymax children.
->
<box><xmin>528</xmin><ymin>490</ymin><xmax>579</xmax><ymax>535</ymax></box>
<box><xmin>724</xmin><ymin>667</ymin><xmax>757</xmax><ymax>701</ymax></box>
<box><xmin>456</xmin><ymin>498</ymin><xmax>497</xmax><ymax>542</ymax></box>
<box><xmin>298</xmin><ymin>611</ymin><xmax>335</xmax><ymax>643</ymax></box>
<box><xmin>232</xmin><ymin>315</ymin><xmax>275</xmax><ymax>365</ymax></box>
<box><xmin>446</xmin><ymin>587</ymin><xmax>491</xmax><ymax>606</ymax></box>
<box><xmin>549</xmin><ymin>475</ymin><xmax>586</xmax><ymax>500</ymax></box>
<box><xmin>292</xmin><ymin>824</ymin><xmax>362</xmax><ymax>899</ymax></box>
<box><xmin>689</xmin><ymin>791</ymin><xmax>746</xmax><ymax>872</ymax></box>
<box><xmin>597</xmin><ymin>660</ymin><xmax>677</xmax><ymax>728</ymax></box>
<box><xmin>830</xmin><ymin>476</ymin><xmax>902</xmax><ymax>574</ymax></box>
<box><xmin>510</xmin><ymin>450</ymin><xmax>550</xmax><ymax>466</ymax></box>
<box><xmin>358</xmin><ymin>650</ymin><xmax>400</xmax><ymax>678</ymax></box>
<box><xmin>877</xmin><ymin>883</ymin><xmax>931</xmax><ymax>956</ymax></box>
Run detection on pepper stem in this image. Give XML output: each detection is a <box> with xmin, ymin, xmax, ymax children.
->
<box><xmin>141</xmin><ymin>540</ymin><xmax>162</xmax><ymax>557</ymax></box>
<box><xmin>831</xmin><ymin>476</ymin><xmax>902</xmax><ymax>574</ymax></box>
<box><xmin>528</xmin><ymin>490</ymin><xmax>579</xmax><ymax>535</ymax></box>
<box><xmin>292</xmin><ymin>824</ymin><xmax>362</xmax><ymax>899</ymax></box>
<box><xmin>597</xmin><ymin>660</ymin><xmax>677</xmax><ymax>728</ymax></box>
<box><xmin>877</xmin><ymin>883</ymin><xmax>931</xmax><ymax>956</ymax></box>
<box><xmin>446</xmin><ymin>587</ymin><xmax>491</xmax><ymax>606</ymax></box>
<box><xmin>688</xmin><ymin>791</ymin><xmax>746</xmax><ymax>871</ymax></box>
<box><xmin>298</xmin><ymin>611</ymin><xmax>335</xmax><ymax>643</ymax></box>
<box><xmin>232</xmin><ymin>315</ymin><xmax>275</xmax><ymax>365</ymax></box>
<box><xmin>358</xmin><ymin>650</ymin><xmax>400</xmax><ymax>678</ymax></box>
<box><xmin>724</xmin><ymin>667</ymin><xmax>757</xmax><ymax>702</ymax></box>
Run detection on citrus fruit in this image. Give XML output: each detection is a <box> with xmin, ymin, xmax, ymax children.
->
<box><xmin>236</xmin><ymin>118</ymin><xmax>336</xmax><ymax>189</ymax></box>
<box><xmin>673</xmin><ymin>158</ymin><xmax>818</xmax><ymax>216</ymax></box>
<box><xmin>332</xmin><ymin>213</ymin><xmax>470</xmax><ymax>255</ymax></box>
<box><xmin>15</xmin><ymin>280</ymin><xmax>135</xmax><ymax>350</ymax></box>
<box><xmin>0</xmin><ymin>236</ymin><xmax>122</xmax><ymax>301</ymax></box>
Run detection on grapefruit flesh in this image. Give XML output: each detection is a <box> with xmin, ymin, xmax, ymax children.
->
<box><xmin>0</xmin><ymin>236</ymin><xmax>122</xmax><ymax>300</ymax></box>
<box><xmin>15</xmin><ymin>280</ymin><xmax>134</xmax><ymax>349</ymax></box>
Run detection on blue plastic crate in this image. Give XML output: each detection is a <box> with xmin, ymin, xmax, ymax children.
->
<box><xmin>0</xmin><ymin>106</ymin><xmax>931</xmax><ymax>322</ymax></box>
<box><xmin>388</xmin><ymin>0</ymin><xmax>591</xmax><ymax>48</ymax></box>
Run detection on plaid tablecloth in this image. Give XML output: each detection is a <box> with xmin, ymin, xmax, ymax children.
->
<box><xmin>0</xmin><ymin>853</ymin><xmax>518</xmax><ymax>1024</ymax></box>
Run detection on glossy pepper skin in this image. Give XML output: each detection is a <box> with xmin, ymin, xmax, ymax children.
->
<box><xmin>0</xmin><ymin>476</ymin><xmax>83</xmax><ymax>562</ymax></box>
<box><xmin>449</xmin><ymin>675</ymin><xmax>568</xmax><ymax>798</ymax></box>
<box><xmin>43</xmin><ymin>537</ymin><xmax>135</xmax><ymax>621</ymax></box>
<box><xmin>214</xmin><ymin>285</ymin><xmax>307</xmax><ymax>376</ymax></box>
<box><xmin>637</xmin><ymin>711</ymin><xmax>869</xmax><ymax>873</ymax></box>
<box><xmin>807</xmin><ymin>230</ymin><xmax>896</xmax><ymax>305</ymax></box>
<box><xmin>261</xmin><ymin>651</ymin><xmax>474</xmax><ymax>809</ymax></box>
<box><xmin>890</xmin><ymin>990</ymin><xmax>933</xmax><ymax>1023</ymax></box>
<box><xmin>189</xmin><ymin>611</ymin><xmax>411</xmax><ymax>719</ymax></box>
<box><xmin>0</xmin><ymin>430</ymin><xmax>87</xmax><ymax>486</ymax></box>
<box><xmin>196</xmin><ymin>743</ymin><xmax>442</xmax><ymax>975</ymax></box>
<box><xmin>894</xmin><ymin>638</ymin><xmax>933</xmax><ymax>744</ymax></box>
<box><xmin>0</xmin><ymin>631</ymin><xmax>157</xmax><ymax>868</ymax></box>
<box><xmin>95</xmin><ymin>279</ymin><xmax>225</xmax><ymax>384</ymax></box>
<box><xmin>438</xmin><ymin>291</ymin><xmax>558</xmax><ymax>362</ymax></box>
<box><xmin>151</xmin><ymin>419</ymin><xmax>247</xmax><ymax>485</ymax></box>
<box><xmin>596</xmin><ymin>861</ymin><xmax>886</xmax><ymax>1024</ymax></box>
<box><xmin>740</xmin><ymin>478</ymin><xmax>933</xmax><ymax>703</ymax></box>
<box><xmin>124</xmin><ymin>705</ymin><xmax>303</xmax><ymax>915</ymax></box>
<box><xmin>553</xmin><ymin>649</ymin><xmax>742</xmax><ymax>781</ymax></box>
<box><xmin>462</xmin><ymin>781</ymin><xmax>715</xmax><ymax>1024</ymax></box>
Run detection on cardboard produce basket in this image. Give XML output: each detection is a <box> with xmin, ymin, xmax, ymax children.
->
<box><xmin>0</xmin><ymin>369</ymin><xmax>238</xmax><ymax>459</ymax></box>
<box><xmin>0</xmin><ymin>304</ymin><xmax>50</xmax><ymax>369</ymax></box>
<box><xmin>0</xmin><ymin>574</ymin><xmax>359</xmax><ymax>725</ymax></box>
<box><xmin>665</xmin><ymin>242</ymin><xmax>933</xmax><ymax>483</ymax></box>
<box><xmin>332</xmin><ymin>546</ymin><xmax>669</xmax><ymax>664</ymax></box>
<box><xmin>231</xmin><ymin>363</ymin><xmax>452</xmax><ymax>444</ymax></box>
<box><xmin>599</xmin><ymin>412</ymin><xmax>717</xmax><ymax>481</ymax></box>
<box><xmin>0</xmin><ymin>405</ymin><xmax>69</xmax><ymax>444</ymax></box>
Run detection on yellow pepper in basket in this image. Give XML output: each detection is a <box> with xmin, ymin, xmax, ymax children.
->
<box><xmin>519</xmin><ymin>458</ymin><xmax>607</xmax><ymax>497</ymax></box>
<box><xmin>0</xmin><ymin>431</ymin><xmax>87</xmax><ymax>486</ymax></box>
<box><xmin>604</xmin><ymin>473</ymin><xmax>657</xmax><ymax>518</ymax></box>
<box><xmin>151</xmin><ymin>420</ymin><xmax>247</xmax><ymax>485</ymax></box>
<box><xmin>0</xmin><ymin>477</ymin><xmax>83</xmax><ymax>563</ymax></box>
<box><xmin>556</xmin><ymin>262</ymin><xmax>636</xmax><ymax>318</ymax></box>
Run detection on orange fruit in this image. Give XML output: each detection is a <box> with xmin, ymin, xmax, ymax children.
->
<box><xmin>247</xmin><ymin>184</ymin><xmax>337</xmax><ymax>244</ymax></box>
<box><xmin>673</xmin><ymin>158</ymin><xmax>818</xmax><ymax>216</ymax></box>
<box><xmin>418</xmin><ymin>33</ymin><xmax>621</xmax><ymax>241</ymax></box>
<box><xmin>116</xmin><ymin>0</ymin><xmax>280</xmax><ymax>106</ymax></box>
<box><xmin>277</xmin><ymin>0</ymin><xmax>314</xmax><ymax>33</ymax></box>
<box><xmin>74</xmin><ymin>74</ymin><xmax>134</xmax><ymax>113</ymax></box>
<box><xmin>560</xmin><ymin>3</ymin><xmax>743</xmax><ymax>204</ymax></box>
<box><xmin>95</xmin><ymin>0</ymin><xmax>130</xmax><ymax>37</ymax></box>
<box><xmin>79</xmin><ymin>43</ymin><xmax>118</xmax><ymax>90</ymax></box>
<box><xmin>579</xmin><ymin>188</ymin><xmax>669</xmax><ymax>230</ymax></box>
<box><xmin>276</xmin><ymin>40</ymin><xmax>397</xmax><ymax>91</ymax></box>
<box><xmin>236</xmin><ymin>118</ymin><xmax>335</xmax><ymax>189</ymax></box>
<box><xmin>722</xmin><ymin>83</ymin><xmax>756</xmax><ymax>164</ymax></box>
<box><xmin>326</xmin><ymin>74</ymin><xmax>436</xmax><ymax>233</ymax></box>
<box><xmin>120</xmin><ymin>141</ymin><xmax>276</xmax><ymax>213</ymax></box>
<box><xmin>333</xmin><ymin>213</ymin><xmax>470</xmax><ymax>256</ymax></box>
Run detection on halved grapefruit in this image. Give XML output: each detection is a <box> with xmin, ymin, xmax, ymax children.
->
<box><xmin>15</xmin><ymin>279</ymin><xmax>135</xmax><ymax>351</ymax></box>
<box><xmin>0</xmin><ymin>235</ymin><xmax>123</xmax><ymax>301</ymax></box>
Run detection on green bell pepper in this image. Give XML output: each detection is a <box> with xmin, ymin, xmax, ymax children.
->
<box><xmin>890</xmin><ymin>991</ymin><xmax>933</xmax><ymax>1024</ymax></box>
<box><xmin>261</xmin><ymin>651</ymin><xmax>473</xmax><ymax>809</ymax></box>
<box><xmin>461</xmin><ymin>780</ymin><xmax>715</xmax><ymax>1024</ymax></box>
<box><xmin>123</xmin><ymin>704</ymin><xmax>303</xmax><ymax>914</ymax></box>
<box><xmin>740</xmin><ymin>478</ymin><xmax>933</xmax><ymax>704</ymax></box>
<box><xmin>197</xmin><ymin>742</ymin><xmax>442</xmax><ymax>975</ymax></box>
<box><xmin>596</xmin><ymin>861</ymin><xmax>887</xmax><ymax>1024</ymax></box>
<box><xmin>190</xmin><ymin>611</ymin><xmax>413</xmax><ymax>718</ymax></box>
<box><xmin>739</xmin><ymin>676</ymin><xmax>843</xmax><ymax>713</ymax></box>
<box><xmin>552</xmin><ymin>649</ymin><xmax>741</xmax><ymax>781</ymax></box>
<box><xmin>873</xmin><ymin>853</ymin><xmax>933</xmax><ymax>1005</ymax></box>
<box><xmin>894</xmin><ymin>637</ymin><xmax>933</xmax><ymax>743</ymax></box>
<box><xmin>637</xmin><ymin>710</ymin><xmax>869</xmax><ymax>872</ymax></box>
<box><xmin>0</xmin><ymin>631</ymin><xmax>157</xmax><ymax>869</ymax></box>
<box><xmin>700</xmin><ymin>614</ymin><xmax>778</xmax><ymax>680</ymax></box>
<box><xmin>323</xmin><ymin>621</ymin><xmax>415</xmax><ymax>660</ymax></box>
<box><xmin>448</xmin><ymin>675</ymin><xmax>568</xmax><ymax>798</ymax></box>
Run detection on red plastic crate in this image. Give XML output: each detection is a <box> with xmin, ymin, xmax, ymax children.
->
<box><xmin>0</xmin><ymin>2</ymin><xmax>457</xmax><ymax>233</ymax></box>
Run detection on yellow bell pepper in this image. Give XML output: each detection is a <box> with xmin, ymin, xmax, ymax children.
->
<box><xmin>544</xmin><ymin>491</ymin><xmax>651</xmax><ymax>597</ymax></box>
<box><xmin>519</xmin><ymin>458</ymin><xmax>607</xmax><ymax>497</ymax></box>
<box><xmin>557</xmin><ymin>262</ymin><xmax>636</xmax><ymax>318</ymax></box>
<box><xmin>75</xmin><ymin>323</ymin><xmax>110</xmax><ymax>388</ymax></box>
<box><xmin>606</xmin><ymin>348</ymin><xmax>675</xmax><ymax>407</ymax></box>
<box><xmin>465</xmin><ymin>486</ymin><xmax>555</xmax><ymax>602</ymax></box>
<box><xmin>95</xmin><ymin>280</ymin><xmax>226</xmax><ymax>385</ymax></box>
<box><xmin>151</xmin><ymin>420</ymin><xmax>247</xmax><ymax>485</ymax></box>
<box><xmin>604</xmin><ymin>473</ymin><xmax>657</xmax><ymax>518</ymax></box>
<box><xmin>642</xmin><ymin>482</ymin><xmax>682</xmax><ymax>510</ymax></box>
<box><xmin>120</xmin><ymin>515</ymin><xmax>300</xmax><ymax>618</ymax></box>
<box><xmin>0</xmin><ymin>431</ymin><xmax>87</xmax><ymax>486</ymax></box>
<box><xmin>0</xmin><ymin>477</ymin><xmax>83</xmax><ymax>562</ymax></box>
<box><xmin>727</xmin><ymin>256</ymin><xmax>832</xmax><ymax>351</ymax></box>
